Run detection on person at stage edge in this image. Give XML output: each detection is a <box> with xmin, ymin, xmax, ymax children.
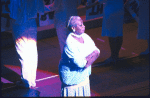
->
<box><xmin>58</xmin><ymin>16</ymin><xmax>100</xmax><ymax>97</ymax></box>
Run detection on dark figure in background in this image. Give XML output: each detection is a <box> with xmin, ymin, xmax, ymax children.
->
<box><xmin>101</xmin><ymin>0</ymin><xmax>124</xmax><ymax>64</ymax></box>
<box><xmin>3</xmin><ymin>0</ymin><xmax>45</xmax><ymax>89</ymax></box>
<box><xmin>48</xmin><ymin>0</ymin><xmax>82</xmax><ymax>54</ymax></box>
<box><xmin>137</xmin><ymin>0</ymin><xmax>149</xmax><ymax>55</ymax></box>
<box><xmin>124</xmin><ymin>0</ymin><xmax>149</xmax><ymax>55</ymax></box>
<box><xmin>86</xmin><ymin>0</ymin><xmax>124</xmax><ymax>65</ymax></box>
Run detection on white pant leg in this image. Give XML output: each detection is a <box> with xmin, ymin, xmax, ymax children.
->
<box><xmin>15</xmin><ymin>37</ymin><xmax>38</xmax><ymax>87</ymax></box>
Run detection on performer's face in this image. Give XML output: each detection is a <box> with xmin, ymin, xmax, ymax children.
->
<box><xmin>74</xmin><ymin>19</ymin><xmax>85</xmax><ymax>34</ymax></box>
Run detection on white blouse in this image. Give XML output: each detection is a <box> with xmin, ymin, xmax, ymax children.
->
<box><xmin>59</xmin><ymin>32</ymin><xmax>100</xmax><ymax>85</ymax></box>
<box><xmin>64</xmin><ymin>33</ymin><xmax>100</xmax><ymax>68</ymax></box>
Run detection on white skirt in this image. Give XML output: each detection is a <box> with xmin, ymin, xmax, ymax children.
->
<box><xmin>61</xmin><ymin>77</ymin><xmax>91</xmax><ymax>97</ymax></box>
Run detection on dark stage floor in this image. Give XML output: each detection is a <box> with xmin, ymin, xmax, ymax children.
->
<box><xmin>1</xmin><ymin>20</ymin><xmax>149</xmax><ymax>97</ymax></box>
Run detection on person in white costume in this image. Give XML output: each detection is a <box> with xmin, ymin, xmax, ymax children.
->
<box><xmin>5</xmin><ymin>0</ymin><xmax>45</xmax><ymax>89</ymax></box>
<box><xmin>59</xmin><ymin>16</ymin><xmax>100</xmax><ymax>97</ymax></box>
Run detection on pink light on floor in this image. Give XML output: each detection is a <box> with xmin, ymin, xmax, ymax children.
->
<box><xmin>4</xmin><ymin>65</ymin><xmax>59</xmax><ymax>80</ymax></box>
<box><xmin>36</xmin><ymin>69</ymin><xmax>60</xmax><ymax>87</ymax></box>
<box><xmin>121</xmin><ymin>47</ymin><xmax>126</xmax><ymax>50</ymax></box>
<box><xmin>1</xmin><ymin>77</ymin><xmax>13</xmax><ymax>83</ymax></box>
<box><xmin>4</xmin><ymin>64</ymin><xmax>59</xmax><ymax>83</ymax></box>
<box><xmin>36</xmin><ymin>76</ymin><xmax>60</xmax><ymax>88</ymax></box>
<box><xmin>97</xmin><ymin>38</ymin><xmax>105</xmax><ymax>42</ymax></box>
<box><xmin>91</xmin><ymin>89</ymin><xmax>101</xmax><ymax>97</ymax></box>
<box><xmin>3</xmin><ymin>65</ymin><xmax>102</xmax><ymax>97</ymax></box>
<box><xmin>4</xmin><ymin>65</ymin><xmax>21</xmax><ymax>75</ymax></box>
<box><xmin>131</xmin><ymin>52</ymin><xmax>138</xmax><ymax>57</ymax></box>
<box><xmin>36</xmin><ymin>69</ymin><xmax>59</xmax><ymax>80</ymax></box>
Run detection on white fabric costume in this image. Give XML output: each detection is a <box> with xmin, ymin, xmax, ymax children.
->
<box><xmin>59</xmin><ymin>32</ymin><xmax>100</xmax><ymax>97</ymax></box>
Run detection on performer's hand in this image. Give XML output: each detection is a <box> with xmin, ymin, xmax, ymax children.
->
<box><xmin>86</xmin><ymin>49</ymin><xmax>99</xmax><ymax>61</ymax></box>
<box><xmin>85</xmin><ymin>49</ymin><xmax>100</xmax><ymax>68</ymax></box>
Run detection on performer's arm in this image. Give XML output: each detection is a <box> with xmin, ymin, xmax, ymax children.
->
<box><xmin>85</xmin><ymin>49</ymin><xmax>100</xmax><ymax>68</ymax></box>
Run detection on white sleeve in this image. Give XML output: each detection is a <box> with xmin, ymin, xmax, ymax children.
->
<box><xmin>94</xmin><ymin>45</ymin><xmax>100</xmax><ymax>54</ymax></box>
<box><xmin>65</xmin><ymin>39</ymin><xmax>87</xmax><ymax>68</ymax></box>
<box><xmin>85</xmin><ymin>33</ymin><xmax>100</xmax><ymax>54</ymax></box>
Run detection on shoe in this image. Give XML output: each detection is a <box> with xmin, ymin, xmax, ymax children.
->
<box><xmin>15</xmin><ymin>81</ymin><xmax>29</xmax><ymax>89</ymax></box>
<box><xmin>29</xmin><ymin>86</ymin><xmax>38</xmax><ymax>90</ymax></box>
<box><xmin>104</xmin><ymin>56</ymin><xmax>119</xmax><ymax>66</ymax></box>
<box><xmin>27</xmin><ymin>87</ymin><xmax>40</xmax><ymax>97</ymax></box>
<box><xmin>104</xmin><ymin>57</ymin><xmax>116</xmax><ymax>63</ymax></box>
